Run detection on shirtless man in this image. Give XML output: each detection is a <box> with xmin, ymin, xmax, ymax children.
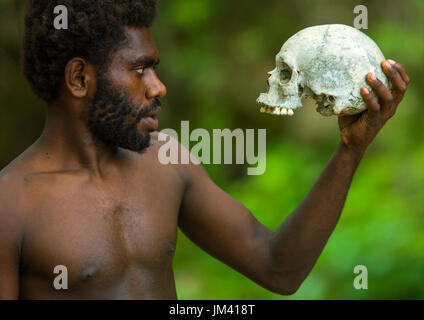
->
<box><xmin>0</xmin><ymin>1</ymin><xmax>409</xmax><ymax>299</ymax></box>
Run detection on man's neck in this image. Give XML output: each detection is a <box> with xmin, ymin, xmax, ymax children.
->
<box><xmin>36</xmin><ymin>100</ymin><xmax>121</xmax><ymax>178</ymax></box>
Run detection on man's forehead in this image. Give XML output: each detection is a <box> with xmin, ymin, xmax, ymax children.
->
<box><xmin>117</xmin><ymin>26</ymin><xmax>159</xmax><ymax>62</ymax></box>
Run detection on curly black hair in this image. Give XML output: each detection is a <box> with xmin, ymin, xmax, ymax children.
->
<box><xmin>23</xmin><ymin>0</ymin><xmax>157</xmax><ymax>102</ymax></box>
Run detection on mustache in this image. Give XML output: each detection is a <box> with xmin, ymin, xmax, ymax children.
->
<box><xmin>137</xmin><ymin>99</ymin><xmax>161</xmax><ymax>119</ymax></box>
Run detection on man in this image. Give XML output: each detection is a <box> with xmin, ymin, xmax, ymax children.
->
<box><xmin>0</xmin><ymin>0</ymin><xmax>409</xmax><ymax>299</ymax></box>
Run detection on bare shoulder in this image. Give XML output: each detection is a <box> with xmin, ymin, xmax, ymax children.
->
<box><xmin>0</xmin><ymin>144</ymin><xmax>52</xmax><ymax>219</ymax></box>
<box><xmin>147</xmin><ymin>131</ymin><xmax>210</xmax><ymax>184</ymax></box>
<box><xmin>0</xmin><ymin>157</ymin><xmax>33</xmax><ymax>213</ymax></box>
<box><xmin>0</xmin><ymin>162</ymin><xmax>28</xmax><ymax>242</ymax></box>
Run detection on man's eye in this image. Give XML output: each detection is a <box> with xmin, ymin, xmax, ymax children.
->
<box><xmin>135</xmin><ymin>67</ymin><xmax>145</xmax><ymax>76</ymax></box>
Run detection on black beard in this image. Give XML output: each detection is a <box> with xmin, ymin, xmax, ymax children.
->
<box><xmin>87</xmin><ymin>75</ymin><xmax>161</xmax><ymax>153</ymax></box>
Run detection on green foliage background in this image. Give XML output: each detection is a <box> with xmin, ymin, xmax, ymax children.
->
<box><xmin>0</xmin><ymin>0</ymin><xmax>423</xmax><ymax>299</ymax></box>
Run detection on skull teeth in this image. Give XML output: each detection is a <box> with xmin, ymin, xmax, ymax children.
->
<box><xmin>259</xmin><ymin>106</ymin><xmax>295</xmax><ymax>116</ymax></box>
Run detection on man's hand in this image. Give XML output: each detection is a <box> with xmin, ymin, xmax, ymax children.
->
<box><xmin>338</xmin><ymin>59</ymin><xmax>410</xmax><ymax>156</ymax></box>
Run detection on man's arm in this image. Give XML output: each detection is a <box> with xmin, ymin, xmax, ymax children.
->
<box><xmin>178</xmin><ymin>60</ymin><xmax>409</xmax><ymax>295</ymax></box>
<box><xmin>268</xmin><ymin>60</ymin><xmax>410</xmax><ymax>291</ymax></box>
<box><xmin>0</xmin><ymin>178</ymin><xmax>22</xmax><ymax>299</ymax></box>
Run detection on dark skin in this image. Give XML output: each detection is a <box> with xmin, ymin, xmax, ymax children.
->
<box><xmin>0</xmin><ymin>27</ymin><xmax>409</xmax><ymax>299</ymax></box>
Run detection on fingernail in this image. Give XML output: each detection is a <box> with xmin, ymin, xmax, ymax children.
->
<box><xmin>387</xmin><ymin>59</ymin><xmax>396</xmax><ymax>65</ymax></box>
<box><xmin>384</xmin><ymin>61</ymin><xmax>392</xmax><ymax>69</ymax></box>
<box><xmin>369</xmin><ymin>73</ymin><xmax>376</xmax><ymax>80</ymax></box>
<box><xmin>363</xmin><ymin>87</ymin><xmax>369</xmax><ymax>94</ymax></box>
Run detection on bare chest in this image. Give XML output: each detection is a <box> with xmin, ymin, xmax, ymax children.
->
<box><xmin>20</xmin><ymin>171</ymin><xmax>183</xmax><ymax>292</ymax></box>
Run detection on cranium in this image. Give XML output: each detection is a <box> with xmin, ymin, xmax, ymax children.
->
<box><xmin>257</xmin><ymin>24</ymin><xmax>389</xmax><ymax>117</ymax></box>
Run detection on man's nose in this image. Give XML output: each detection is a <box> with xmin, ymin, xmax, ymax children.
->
<box><xmin>145</xmin><ymin>72</ymin><xmax>167</xmax><ymax>100</ymax></box>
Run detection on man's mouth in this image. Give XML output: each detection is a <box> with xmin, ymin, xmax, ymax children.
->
<box><xmin>147</xmin><ymin>106</ymin><xmax>161</xmax><ymax>118</ymax></box>
<box><xmin>141</xmin><ymin>106</ymin><xmax>161</xmax><ymax>131</ymax></box>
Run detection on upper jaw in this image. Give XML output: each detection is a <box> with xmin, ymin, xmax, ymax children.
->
<box><xmin>258</xmin><ymin>102</ymin><xmax>295</xmax><ymax>116</ymax></box>
<box><xmin>256</xmin><ymin>94</ymin><xmax>300</xmax><ymax>116</ymax></box>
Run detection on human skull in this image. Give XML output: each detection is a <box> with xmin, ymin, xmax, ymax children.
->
<box><xmin>256</xmin><ymin>24</ymin><xmax>389</xmax><ymax>117</ymax></box>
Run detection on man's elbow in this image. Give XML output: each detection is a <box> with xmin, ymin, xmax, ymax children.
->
<box><xmin>267</xmin><ymin>280</ymin><xmax>301</xmax><ymax>296</ymax></box>
<box><xmin>264</xmin><ymin>271</ymin><xmax>305</xmax><ymax>296</ymax></box>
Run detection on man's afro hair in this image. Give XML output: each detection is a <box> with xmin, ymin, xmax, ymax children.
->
<box><xmin>23</xmin><ymin>0</ymin><xmax>157</xmax><ymax>102</ymax></box>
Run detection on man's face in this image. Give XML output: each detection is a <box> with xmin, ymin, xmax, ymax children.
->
<box><xmin>87</xmin><ymin>27</ymin><xmax>166</xmax><ymax>153</ymax></box>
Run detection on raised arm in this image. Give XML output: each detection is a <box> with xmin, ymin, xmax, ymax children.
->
<box><xmin>268</xmin><ymin>60</ymin><xmax>410</xmax><ymax>291</ymax></box>
<box><xmin>177</xmin><ymin>60</ymin><xmax>409</xmax><ymax>295</ymax></box>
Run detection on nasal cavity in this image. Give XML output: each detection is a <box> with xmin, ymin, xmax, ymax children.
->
<box><xmin>279</xmin><ymin>62</ymin><xmax>292</xmax><ymax>84</ymax></box>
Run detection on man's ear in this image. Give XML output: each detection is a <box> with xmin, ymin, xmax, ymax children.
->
<box><xmin>64</xmin><ymin>58</ymin><xmax>95</xmax><ymax>99</ymax></box>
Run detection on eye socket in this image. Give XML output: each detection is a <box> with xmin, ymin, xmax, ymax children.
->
<box><xmin>279</xmin><ymin>62</ymin><xmax>292</xmax><ymax>84</ymax></box>
<box><xmin>135</xmin><ymin>67</ymin><xmax>145</xmax><ymax>76</ymax></box>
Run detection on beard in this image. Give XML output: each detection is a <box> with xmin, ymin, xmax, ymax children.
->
<box><xmin>87</xmin><ymin>74</ymin><xmax>161</xmax><ymax>153</ymax></box>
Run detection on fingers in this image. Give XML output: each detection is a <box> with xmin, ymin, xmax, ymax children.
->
<box><xmin>360</xmin><ymin>59</ymin><xmax>409</xmax><ymax>122</ymax></box>
<box><xmin>366</xmin><ymin>72</ymin><xmax>394</xmax><ymax>114</ymax></box>
<box><xmin>364</xmin><ymin>59</ymin><xmax>409</xmax><ymax>119</ymax></box>
<box><xmin>361</xmin><ymin>86</ymin><xmax>380</xmax><ymax>116</ymax></box>
<box><xmin>382</xmin><ymin>61</ymin><xmax>406</xmax><ymax>93</ymax></box>
<box><xmin>381</xmin><ymin>60</ymin><xmax>408</xmax><ymax>105</ymax></box>
<box><xmin>387</xmin><ymin>59</ymin><xmax>410</xmax><ymax>85</ymax></box>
